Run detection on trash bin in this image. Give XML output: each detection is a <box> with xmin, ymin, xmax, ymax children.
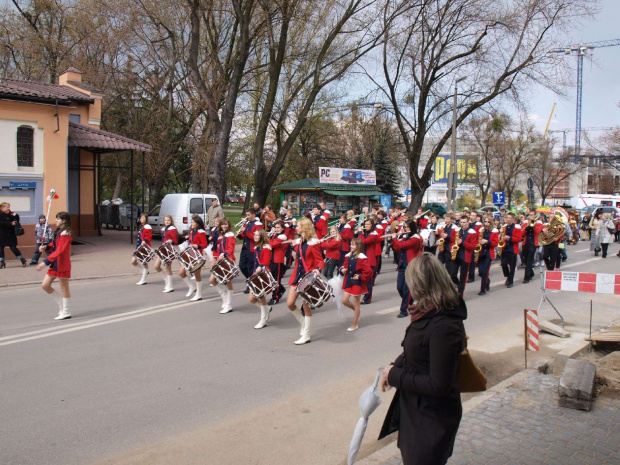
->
<box><xmin>119</xmin><ymin>202</ymin><xmax>140</xmax><ymax>229</ymax></box>
<box><xmin>107</xmin><ymin>203</ymin><xmax>120</xmax><ymax>229</ymax></box>
<box><xmin>98</xmin><ymin>204</ymin><xmax>108</xmax><ymax>225</ymax></box>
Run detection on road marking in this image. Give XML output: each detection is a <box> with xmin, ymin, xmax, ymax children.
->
<box><xmin>376</xmin><ymin>306</ymin><xmax>400</xmax><ymax>315</ymax></box>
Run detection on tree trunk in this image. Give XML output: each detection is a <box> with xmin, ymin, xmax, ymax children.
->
<box><xmin>112</xmin><ymin>168</ymin><xmax>123</xmax><ymax>200</ymax></box>
<box><xmin>409</xmin><ymin>187</ymin><xmax>425</xmax><ymax>213</ymax></box>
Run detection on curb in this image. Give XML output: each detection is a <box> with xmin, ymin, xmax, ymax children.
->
<box><xmin>355</xmin><ymin>369</ymin><xmax>539</xmax><ymax>465</ymax></box>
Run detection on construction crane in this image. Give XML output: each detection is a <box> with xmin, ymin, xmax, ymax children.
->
<box><xmin>548</xmin><ymin>126</ymin><xmax>615</xmax><ymax>156</ymax></box>
<box><xmin>548</xmin><ymin>38</ymin><xmax>620</xmax><ymax>157</ymax></box>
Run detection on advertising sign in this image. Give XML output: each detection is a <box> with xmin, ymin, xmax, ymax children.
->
<box><xmin>432</xmin><ymin>154</ymin><xmax>478</xmax><ymax>184</ymax></box>
<box><xmin>319</xmin><ymin>167</ymin><xmax>376</xmax><ymax>185</ymax></box>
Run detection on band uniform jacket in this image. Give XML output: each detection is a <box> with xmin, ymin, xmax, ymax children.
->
<box><xmin>342</xmin><ymin>253</ymin><xmax>373</xmax><ymax>295</ymax></box>
<box><xmin>269</xmin><ymin>234</ymin><xmax>288</xmax><ymax>264</ymax></box>
<box><xmin>456</xmin><ymin>228</ymin><xmax>479</xmax><ymax>263</ymax></box>
<box><xmin>391</xmin><ymin>233</ymin><xmax>423</xmax><ymax>269</ymax></box>
<box><xmin>339</xmin><ymin>222</ymin><xmax>353</xmax><ymax>253</ymax></box>
<box><xmin>288</xmin><ymin>238</ymin><xmax>324</xmax><ymax>286</ymax></box>
<box><xmin>313</xmin><ymin>210</ymin><xmax>330</xmax><ymax>239</ymax></box>
<box><xmin>162</xmin><ymin>225</ymin><xmax>179</xmax><ymax>245</ymax></box>
<box><xmin>480</xmin><ymin>228</ymin><xmax>499</xmax><ymax>260</ymax></box>
<box><xmin>358</xmin><ymin>230</ymin><xmax>379</xmax><ymax>267</ymax></box>
<box><xmin>522</xmin><ymin>221</ymin><xmax>544</xmax><ymax>247</ymax></box>
<box><xmin>503</xmin><ymin>224</ymin><xmax>522</xmax><ymax>254</ymax></box>
<box><xmin>238</xmin><ymin>219</ymin><xmax>263</xmax><ymax>252</ymax></box>
<box><xmin>437</xmin><ymin>224</ymin><xmax>457</xmax><ymax>250</ymax></box>
<box><xmin>137</xmin><ymin>224</ymin><xmax>152</xmax><ymax>248</ymax></box>
<box><xmin>417</xmin><ymin>215</ymin><xmax>429</xmax><ymax>230</ymax></box>
<box><xmin>252</xmin><ymin>245</ymin><xmax>272</xmax><ymax>273</ymax></box>
<box><xmin>187</xmin><ymin>229</ymin><xmax>208</xmax><ymax>250</ymax></box>
<box><xmin>43</xmin><ymin>230</ymin><xmax>72</xmax><ymax>273</ymax></box>
<box><xmin>217</xmin><ymin>232</ymin><xmax>236</xmax><ymax>261</ymax></box>
<box><xmin>379</xmin><ymin>299</ymin><xmax>467</xmax><ymax>465</ymax></box>
<box><xmin>321</xmin><ymin>237</ymin><xmax>342</xmax><ymax>260</ymax></box>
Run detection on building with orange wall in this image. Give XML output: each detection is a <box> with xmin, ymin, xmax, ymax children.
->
<box><xmin>0</xmin><ymin>68</ymin><xmax>151</xmax><ymax>258</ymax></box>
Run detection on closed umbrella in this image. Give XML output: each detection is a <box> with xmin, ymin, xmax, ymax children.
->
<box><xmin>328</xmin><ymin>274</ymin><xmax>345</xmax><ymax>318</ymax></box>
<box><xmin>348</xmin><ymin>368</ymin><xmax>384</xmax><ymax>465</ymax></box>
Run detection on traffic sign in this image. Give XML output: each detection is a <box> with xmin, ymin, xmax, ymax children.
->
<box><xmin>405</xmin><ymin>189</ymin><xmax>411</xmax><ymax>196</ymax></box>
<box><xmin>493</xmin><ymin>191</ymin><xmax>505</xmax><ymax>206</ymax></box>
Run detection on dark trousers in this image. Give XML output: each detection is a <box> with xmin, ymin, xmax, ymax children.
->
<box><xmin>438</xmin><ymin>249</ymin><xmax>451</xmax><ymax>266</ymax></box>
<box><xmin>285</xmin><ymin>247</ymin><xmax>293</xmax><ymax>269</ymax></box>
<box><xmin>478</xmin><ymin>255</ymin><xmax>492</xmax><ymax>292</ymax></box>
<box><xmin>454</xmin><ymin>258</ymin><xmax>470</xmax><ymax>296</ymax></box>
<box><xmin>468</xmin><ymin>258</ymin><xmax>477</xmax><ymax>281</ymax></box>
<box><xmin>363</xmin><ymin>266</ymin><xmax>377</xmax><ymax>303</ymax></box>
<box><xmin>30</xmin><ymin>242</ymin><xmax>49</xmax><ymax>264</ymax></box>
<box><xmin>543</xmin><ymin>244</ymin><xmax>558</xmax><ymax>270</ymax></box>
<box><xmin>396</xmin><ymin>268</ymin><xmax>410</xmax><ymax>316</ymax></box>
<box><xmin>269</xmin><ymin>262</ymin><xmax>286</xmax><ymax>301</ymax></box>
<box><xmin>376</xmin><ymin>254</ymin><xmax>383</xmax><ymax>274</ymax></box>
<box><xmin>601</xmin><ymin>243</ymin><xmax>609</xmax><ymax>258</ymax></box>
<box><xmin>323</xmin><ymin>258</ymin><xmax>338</xmax><ymax>279</ymax></box>
<box><xmin>501</xmin><ymin>252</ymin><xmax>517</xmax><ymax>285</ymax></box>
<box><xmin>239</xmin><ymin>249</ymin><xmax>253</xmax><ymax>279</ymax></box>
<box><xmin>522</xmin><ymin>243</ymin><xmax>537</xmax><ymax>281</ymax></box>
<box><xmin>0</xmin><ymin>245</ymin><xmax>23</xmax><ymax>261</ymax></box>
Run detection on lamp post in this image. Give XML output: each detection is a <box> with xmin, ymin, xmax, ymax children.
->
<box><xmin>448</xmin><ymin>76</ymin><xmax>466</xmax><ymax>211</ymax></box>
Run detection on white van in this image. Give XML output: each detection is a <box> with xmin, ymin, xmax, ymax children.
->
<box><xmin>158</xmin><ymin>193</ymin><xmax>220</xmax><ymax>237</ymax></box>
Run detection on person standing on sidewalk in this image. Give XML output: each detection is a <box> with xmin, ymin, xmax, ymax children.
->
<box><xmin>598</xmin><ymin>213</ymin><xmax>615</xmax><ymax>258</ymax></box>
<box><xmin>378</xmin><ymin>253</ymin><xmax>466</xmax><ymax>465</ymax></box>
<box><xmin>206</xmin><ymin>198</ymin><xmax>224</xmax><ymax>236</ymax></box>
<box><xmin>0</xmin><ymin>202</ymin><xmax>27</xmax><ymax>268</ymax></box>
<box><xmin>30</xmin><ymin>214</ymin><xmax>53</xmax><ymax>265</ymax></box>
<box><xmin>36</xmin><ymin>212</ymin><xmax>73</xmax><ymax>320</ymax></box>
<box><xmin>589</xmin><ymin>210</ymin><xmax>602</xmax><ymax>256</ymax></box>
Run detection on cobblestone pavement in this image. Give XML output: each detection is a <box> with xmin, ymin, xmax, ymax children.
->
<box><xmin>377</xmin><ymin>372</ymin><xmax>620</xmax><ymax>465</ymax></box>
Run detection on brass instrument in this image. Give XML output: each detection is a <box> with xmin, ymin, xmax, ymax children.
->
<box><xmin>539</xmin><ymin>211</ymin><xmax>567</xmax><ymax>246</ymax></box>
<box><xmin>413</xmin><ymin>209</ymin><xmax>431</xmax><ymax>221</ymax></box>
<box><xmin>528</xmin><ymin>218</ymin><xmax>537</xmax><ymax>228</ymax></box>
<box><xmin>318</xmin><ymin>233</ymin><xmax>337</xmax><ymax>243</ymax></box>
<box><xmin>474</xmin><ymin>228</ymin><xmax>483</xmax><ymax>263</ymax></box>
<box><xmin>438</xmin><ymin>237</ymin><xmax>445</xmax><ymax>252</ymax></box>
<box><xmin>234</xmin><ymin>218</ymin><xmax>248</xmax><ymax>228</ymax></box>
<box><xmin>451</xmin><ymin>230</ymin><xmax>462</xmax><ymax>260</ymax></box>
<box><xmin>497</xmin><ymin>226</ymin><xmax>506</xmax><ymax>256</ymax></box>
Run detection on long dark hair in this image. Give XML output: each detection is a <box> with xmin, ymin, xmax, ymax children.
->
<box><xmin>191</xmin><ymin>215</ymin><xmax>205</xmax><ymax>230</ymax></box>
<box><xmin>56</xmin><ymin>211</ymin><xmax>72</xmax><ymax>235</ymax></box>
<box><xmin>405</xmin><ymin>219</ymin><xmax>417</xmax><ymax>234</ymax></box>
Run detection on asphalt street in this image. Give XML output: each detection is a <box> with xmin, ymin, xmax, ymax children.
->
<box><xmin>1</xmin><ymin>241</ymin><xmax>619</xmax><ymax>465</ymax></box>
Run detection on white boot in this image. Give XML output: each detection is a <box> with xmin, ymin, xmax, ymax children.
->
<box><xmin>183</xmin><ymin>277</ymin><xmax>196</xmax><ymax>297</ymax></box>
<box><xmin>163</xmin><ymin>275</ymin><xmax>174</xmax><ymax>293</ymax></box>
<box><xmin>291</xmin><ymin>307</ymin><xmax>305</xmax><ymax>336</ymax></box>
<box><xmin>254</xmin><ymin>305</ymin><xmax>272</xmax><ymax>329</ymax></box>
<box><xmin>215</xmin><ymin>284</ymin><xmax>226</xmax><ymax>309</ymax></box>
<box><xmin>55</xmin><ymin>298</ymin><xmax>71</xmax><ymax>320</ymax></box>
<box><xmin>294</xmin><ymin>316</ymin><xmax>312</xmax><ymax>345</ymax></box>
<box><xmin>136</xmin><ymin>266</ymin><xmax>148</xmax><ymax>285</ymax></box>
<box><xmin>190</xmin><ymin>281</ymin><xmax>203</xmax><ymax>301</ymax></box>
<box><xmin>49</xmin><ymin>289</ymin><xmax>63</xmax><ymax>314</ymax></box>
<box><xmin>220</xmin><ymin>289</ymin><xmax>233</xmax><ymax>314</ymax></box>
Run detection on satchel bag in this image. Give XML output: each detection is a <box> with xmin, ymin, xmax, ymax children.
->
<box><xmin>14</xmin><ymin>222</ymin><xmax>25</xmax><ymax>236</ymax></box>
<box><xmin>457</xmin><ymin>336</ymin><xmax>487</xmax><ymax>393</ymax></box>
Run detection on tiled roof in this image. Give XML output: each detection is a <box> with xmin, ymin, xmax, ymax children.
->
<box><xmin>61</xmin><ymin>67</ymin><xmax>83</xmax><ymax>74</ymax></box>
<box><xmin>68</xmin><ymin>122</ymin><xmax>152</xmax><ymax>152</ymax></box>
<box><xmin>67</xmin><ymin>80</ymin><xmax>103</xmax><ymax>94</ymax></box>
<box><xmin>274</xmin><ymin>178</ymin><xmax>384</xmax><ymax>192</ymax></box>
<box><xmin>0</xmin><ymin>78</ymin><xmax>94</xmax><ymax>105</ymax></box>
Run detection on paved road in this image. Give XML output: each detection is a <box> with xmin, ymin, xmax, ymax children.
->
<box><xmin>1</xmin><ymin>242</ymin><xmax>619</xmax><ymax>464</ymax></box>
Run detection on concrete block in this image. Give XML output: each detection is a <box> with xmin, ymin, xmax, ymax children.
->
<box><xmin>559</xmin><ymin>359</ymin><xmax>596</xmax><ymax>411</ymax></box>
<box><xmin>540</xmin><ymin>320</ymin><xmax>570</xmax><ymax>338</ymax></box>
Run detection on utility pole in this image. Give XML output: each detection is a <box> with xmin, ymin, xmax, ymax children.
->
<box><xmin>447</xmin><ymin>76</ymin><xmax>466</xmax><ymax>211</ymax></box>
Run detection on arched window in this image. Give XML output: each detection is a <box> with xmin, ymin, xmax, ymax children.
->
<box><xmin>17</xmin><ymin>126</ymin><xmax>34</xmax><ymax>167</ymax></box>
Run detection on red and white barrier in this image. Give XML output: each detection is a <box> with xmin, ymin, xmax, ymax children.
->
<box><xmin>545</xmin><ymin>271</ymin><xmax>620</xmax><ymax>295</ymax></box>
<box><xmin>525</xmin><ymin>310</ymin><xmax>539</xmax><ymax>351</ymax></box>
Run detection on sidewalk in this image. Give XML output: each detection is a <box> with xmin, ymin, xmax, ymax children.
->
<box><xmin>358</xmin><ymin>370</ymin><xmax>620</xmax><ymax>465</ymax></box>
<box><xmin>0</xmin><ymin>230</ymin><xmax>244</xmax><ymax>287</ymax></box>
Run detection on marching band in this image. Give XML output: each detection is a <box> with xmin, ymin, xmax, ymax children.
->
<box><xmin>124</xmin><ymin>201</ymin><xmax>570</xmax><ymax>345</ymax></box>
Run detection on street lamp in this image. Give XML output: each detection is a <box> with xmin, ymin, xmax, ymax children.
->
<box><xmin>448</xmin><ymin>76</ymin><xmax>466</xmax><ymax>211</ymax></box>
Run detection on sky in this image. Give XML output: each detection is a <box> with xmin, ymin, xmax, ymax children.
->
<box><xmin>527</xmin><ymin>0</ymin><xmax>620</xmax><ymax>146</ymax></box>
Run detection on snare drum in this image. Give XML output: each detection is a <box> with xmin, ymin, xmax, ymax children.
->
<box><xmin>420</xmin><ymin>229</ymin><xmax>436</xmax><ymax>247</ymax></box>
<box><xmin>155</xmin><ymin>242</ymin><xmax>178</xmax><ymax>264</ymax></box>
<box><xmin>295</xmin><ymin>271</ymin><xmax>333</xmax><ymax>308</ymax></box>
<box><xmin>133</xmin><ymin>243</ymin><xmax>155</xmax><ymax>265</ymax></box>
<box><xmin>178</xmin><ymin>247</ymin><xmax>206</xmax><ymax>273</ymax></box>
<box><xmin>246</xmin><ymin>268</ymin><xmax>278</xmax><ymax>298</ymax></box>
<box><xmin>211</xmin><ymin>256</ymin><xmax>240</xmax><ymax>284</ymax></box>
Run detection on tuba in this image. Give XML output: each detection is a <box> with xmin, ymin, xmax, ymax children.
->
<box><xmin>539</xmin><ymin>211</ymin><xmax>567</xmax><ymax>246</ymax></box>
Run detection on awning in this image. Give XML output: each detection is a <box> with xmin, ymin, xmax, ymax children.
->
<box><xmin>68</xmin><ymin>122</ymin><xmax>152</xmax><ymax>153</ymax></box>
<box><xmin>323</xmin><ymin>190</ymin><xmax>385</xmax><ymax>197</ymax></box>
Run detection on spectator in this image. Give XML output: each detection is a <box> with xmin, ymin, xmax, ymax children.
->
<box><xmin>598</xmin><ymin>213</ymin><xmax>615</xmax><ymax>258</ymax></box>
<box><xmin>279</xmin><ymin>200</ymin><xmax>289</xmax><ymax>216</ymax></box>
<box><xmin>261</xmin><ymin>205</ymin><xmax>276</xmax><ymax>229</ymax></box>
<box><xmin>379</xmin><ymin>253</ymin><xmax>466</xmax><ymax>465</ymax></box>
<box><xmin>206</xmin><ymin>197</ymin><xmax>224</xmax><ymax>230</ymax></box>
<box><xmin>589</xmin><ymin>210</ymin><xmax>602</xmax><ymax>256</ymax></box>
<box><xmin>30</xmin><ymin>214</ymin><xmax>53</xmax><ymax>265</ymax></box>
<box><xmin>253</xmin><ymin>202</ymin><xmax>263</xmax><ymax>218</ymax></box>
<box><xmin>0</xmin><ymin>202</ymin><xmax>27</xmax><ymax>268</ymax></box>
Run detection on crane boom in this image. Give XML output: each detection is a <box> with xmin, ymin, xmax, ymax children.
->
<box><xmin>543</xmin><ymin>102</ymin><xmax>556</xmax><ymax>138</ymax></box>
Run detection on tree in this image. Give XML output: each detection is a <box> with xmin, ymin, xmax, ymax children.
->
<box><xmin>374</xmin><ymin>0</ymin><xmax>594</xmax><ymax>211</ymax></box>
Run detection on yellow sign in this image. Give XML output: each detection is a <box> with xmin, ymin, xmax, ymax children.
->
<box><xmin>433</xmin><ymin>154</ymin><xmax>478</xmax><ymax>183</ymax></box>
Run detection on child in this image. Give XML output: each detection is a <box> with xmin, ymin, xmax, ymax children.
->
<box><xmin>340</xmin><ymin>238</ymin><xmax>373</xmax><ymax>331</ymax></box>
<box><xmin>321</xmin><ymin>225</ymin><xmax>342</xmax><ymax>279</ymax></box>
<box><xmin>249</xmin><ymin>229</ymin><xmax>273</xmax><ymax>329</ymax></box>
<box><xmin>268</xmin><ymin>221</ymin><xmax>288</xmax><ymax>305</ymax></box>
<box><xmin>36</xmin><ymin>212</ymin><xmax>72</xmax><ymax>320</ymax></box>
<box><xmin>131</xmin><ymin>213</ymin><xmax>153</xmax><ymax>285</ymax></box>
<box><xmin>154</xmin><ymin>215</ymin><xmax>178</xmax><ymax>292</ymax></box>
<box><xmin>30</xmin><ymin>214</ymin><xmax>53</xmax><ymax>265</ymax></box>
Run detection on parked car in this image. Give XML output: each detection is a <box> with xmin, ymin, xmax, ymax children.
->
<box><xmin>147</xmin><ymin>204</ymin><xmax>161</xmax><ymax>237</ymax></box>
<box><xmin>423</xmin><ymin>202</ymin><xmax>447</xmax><ymax>218</ymax></box>
<box><xmin>578</xmin><ymin>205</ymin><xmax>620</xmax><ymax>222</ymax></box>
<box><xmin>155</xmin><ymin>193</ymin><xmax>221</xmax><ymax>237</ymax></box>
<box><xmin>478</xmin><ymin>205</ymin><xmax>500</xmax><ymax>215</ymax></box>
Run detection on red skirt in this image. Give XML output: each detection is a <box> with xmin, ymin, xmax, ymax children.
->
<box><xmin>47</xmin><ymin>269</ymin><xmax>71</xmax><ymax>279</ymax></box>
<box><xmin>343</xmin><ymin>284</ymin><xmax>366</xmax><ymax>296</ymax></box>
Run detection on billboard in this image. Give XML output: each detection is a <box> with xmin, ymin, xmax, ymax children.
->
<box><xmin>319</xmin><ymin>167</ymin><xmax>376</xmax><ymax>185</ymax></box>
<box><xmin>432</xmin><ymin>154</ymin><xmax>478</xmax><ymax>184</ymax></box>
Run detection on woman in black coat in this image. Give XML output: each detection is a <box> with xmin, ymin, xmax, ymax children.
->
<box><xmin>0</xmin><ymin>202</ymin><xmax>27</xmax><ymax>268</ymax></box>
<box><xmin>379</xmin><ymin>252</ymin><xmax>466</xmax><ymax>465</ymax></box>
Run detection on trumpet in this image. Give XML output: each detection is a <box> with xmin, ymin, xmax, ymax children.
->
<box><xmin>234</xmin><ymin>218</ymin><xmax>248</xmax><ymax>228</ymax></box>
<box><xmin>497</xmin><ymin>226</ymin><xmax>506</xmax><ymax>256</ymax></box>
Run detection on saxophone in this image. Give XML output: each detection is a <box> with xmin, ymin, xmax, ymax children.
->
<box><xmin>497</xmin><ymin>226</ymin><xmax>507</xmax><ymax>256</ymax></box>
<box><xmin>451</xmin><ymin>229</ymin><xmax>461</xmax><ymax>260</ymax></box>
<box><xmin>474</xmin><ymin>228</ymin><xmax>483</xmax><ymax>263</ymax></box>
<box><xmin>438</xmin><ymin>237</ymin><xmax>445</xmax><ymax>252</ymax></box>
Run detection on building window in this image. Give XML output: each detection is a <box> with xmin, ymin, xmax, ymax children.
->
<box><xmin>17</xmin><ymin>126</ymin><xmax>34</xmax><ymax>167</ymax></box>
